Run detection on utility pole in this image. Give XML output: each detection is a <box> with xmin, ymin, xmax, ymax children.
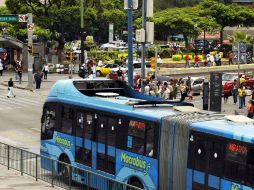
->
<box><xmin>141</xmin><ymin>0</ymin><xmax>147</xmax><ymax>93</ymax></box>
<box><xmin>80</xmin><ymin>0</ymin><xmax>85</xmax><ymax>67</ymax></box>
<box><xmin>127</xmin><ymin>0</ymin><xmax>134</xmax><ymax>86</ymax></box>
<box><xmin>26</xmin><ymin>13</ymin><xmax>33</xmax><ymax>91</ymax></box>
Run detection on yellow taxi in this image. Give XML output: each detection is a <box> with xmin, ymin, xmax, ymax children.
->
<box><xmin>96</xmin><ymin>64</ymin><xmax>119</xmax><ymax>76</ymax></box>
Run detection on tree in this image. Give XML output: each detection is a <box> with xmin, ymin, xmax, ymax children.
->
<box><xmin>199</xmin><ymin>0</ymin><xmax>254</xmax><ymax>44</ymax></box>
<box><xmin>228</xmin><ymin>31</ymin><xmax>253</xmax><ymax>46</ymax></box>
<box><xmin>153</xmin><ymin>6</ymin><xmax>219</xmax><ymax>46</ymax></box>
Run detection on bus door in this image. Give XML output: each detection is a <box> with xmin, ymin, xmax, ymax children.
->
<box><xmin>96</xmin><ymin>115</ymin><xmax>117</xmax><ymax>175</ymax></box>
<box><xmin>188</xmin><ymin>132</ymin><xmax>225</xmax><ymax>190</ymax></box>
<box><xmin>75</xmin><ymin>112</ymin><xmax>93</xmax><ymax>167</ymax></box>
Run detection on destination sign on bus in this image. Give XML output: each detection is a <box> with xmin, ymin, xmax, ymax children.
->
<box><xmin>129</xmin><ymin>120</ymin><xmax>146</xmax><ymax>130</ymax></box>
<box><xmin>227</xmin><ymin>143</ymin><xmax>247</xmax><ymax>155</ymax></box>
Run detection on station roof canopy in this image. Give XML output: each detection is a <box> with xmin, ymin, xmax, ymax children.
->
<box><xmin>0</xmin><ymin>35</ymin><xmax>24</xmax><ymax>49</ymax></box>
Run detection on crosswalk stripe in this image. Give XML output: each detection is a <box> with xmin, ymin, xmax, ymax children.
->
<box><xmin>0</xmin><ymin>95</ymin><xmax>43</xmax><ymax>106</ymax></box>
<box><xmin>0</xmin><ymin>94</ymin><xmax>42</xmax><ymax>104</ymax></box>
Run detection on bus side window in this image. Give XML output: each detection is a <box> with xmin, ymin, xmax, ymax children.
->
<box><xmin>61</xmin><ymin>106</ymin><xmax>73</xmax><ymax>134</ymax></box>
<box><xmin>145</xmin><ymin>125</ymin><xmax>154</xmax><ymax>157</ymax></box>
<box><xmin>76</xmin><ymin>112</ymin><xmax>84</xmax><ymax>137</ymax></box>
<box><xmin>96</xmin><ymin>116</ymin><xmax>107</xmax><ymax>144</ymax></box>
<box><xmin>246</xmin><ymin>147</ymin><xmax>254</xmax><ymax>186</ymax></box>
<box><xmin>107</xmin><ymin>118</ymin><xmax>117</xmax><ymax>146</ymax></box>
<box><xmin>85</xmin><ymin>114</ymin><xmax>94</xmax><ymax>140</ymax></box>
<box><xmin>208</xmin><ymin>140</ymin><xmax>225</xmax><ymax>177</ymax></box>
<box><xmin>194</xmin><ymin>137</ymin><xmax>207</xmax><ymax>172</ymax></box>
<box><xmin>41</xmin><ymin>109</ymin><xmax>56</xmax><ymax>140</ymax></box>
<box><xmin>127</xmin><ymin>120</ymin><xmax>146</xmax><ymax>155</ymax></box>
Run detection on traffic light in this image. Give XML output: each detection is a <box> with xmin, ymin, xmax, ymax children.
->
<box><xmin>28</xmin><ymin>45</ymin><xmax>33</xmax><ymax>54</ymax></box>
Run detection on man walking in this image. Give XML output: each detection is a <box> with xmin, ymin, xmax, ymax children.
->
<box><xmin>7</xmin><ymin>78</ymin><xmax>16</xmax><ymax>98</ymax></box>
<box><xmin>34</xmin><ymin>71</ymin><xmax>42</xmax><ymax>89</ymax></box>
<box><xmin>238</xmin><ymin>85</ymin><xmax>246</xmax><ymax>109</ymax></box>
<box><xmin>185</xmin><ymin>54</ymin><xmax>190</xmax><ymax>68</ymax></box>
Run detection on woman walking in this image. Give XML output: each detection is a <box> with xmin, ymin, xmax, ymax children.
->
<box><xmin>7</xmin><ymin>78</ymin><xmax>16</xmax><ymax>98</ymax></box>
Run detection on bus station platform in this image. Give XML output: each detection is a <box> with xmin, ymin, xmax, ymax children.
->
<box><xmin>0</xmin><ymin>164</ymin><xmax>60</xmax><ymax>190</ymax></box>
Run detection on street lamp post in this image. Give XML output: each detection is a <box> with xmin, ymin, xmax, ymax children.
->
<box><xmin>80</xmin><ymin>0</ymin><xmax>85</xmax><ymax>67</ymax></box>
<box><xmin>141</xmin><ymin>0</ymin><xmax>147</xmax><ymax>93</ymax></box>
<box><xmin>127</xmin><ymin>0</ymin><xmax>134</xmax><ymax>86</ymax></box>
<box><xmin>26</xmin><ymin>13</ymin><xmax>34</xmax><ymax>91</ymax></box>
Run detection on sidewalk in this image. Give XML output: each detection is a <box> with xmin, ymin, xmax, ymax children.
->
<box><xmin>0</xmin><ymin>164</ymin><xmax>60</xmax><ymax>190</ymax></box>
<box><xmin>0</xmin><ymin>72</ymin><xmax>80</xmax><ymax>95</ymax></box>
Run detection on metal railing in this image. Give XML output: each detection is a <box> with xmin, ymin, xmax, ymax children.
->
<box><xmin>0</xmin><ymin>142</ymin><xmax>142</xmax><ymax>190</ymax></box>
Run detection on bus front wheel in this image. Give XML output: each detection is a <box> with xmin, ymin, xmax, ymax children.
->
<box><xmin>58</xmin><ymin>155</ymin><xmax>72</xmax><ymax>185</ymax></box>
<box><xmin>128</xmin><ymin>177</ymin><xmax>144</xmax><ymax>189</ymax></box>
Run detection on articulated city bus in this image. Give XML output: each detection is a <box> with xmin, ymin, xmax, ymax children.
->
<box><xmin>40</xmin><ymin>79</ymin><xmax>254</xmax><ymax>190</ymax></box>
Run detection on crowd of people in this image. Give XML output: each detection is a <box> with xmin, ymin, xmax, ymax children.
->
<box><xmin>134</xmin><ymin>75</ymin><xmax>193</xmax><ymax>101</ymax></box>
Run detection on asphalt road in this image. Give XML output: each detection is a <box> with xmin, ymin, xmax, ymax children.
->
<box><xmin>0</xmin><ymin>85</ymin><xmax>46</xmax><ymax>153</ymax></box>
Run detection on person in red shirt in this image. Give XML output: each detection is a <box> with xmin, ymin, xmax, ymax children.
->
<box><xmin>185</xmin><ymin>54</ymin><xmax>190</xmax><ymax>68</ymax></box>
<box><xmin>194</xmin><ymin>54</ymin><xmax>200</xmax><ymax>67</ymax></box>
<box><xmin>229</xmin><ymin>51</ymin><xmax>233</xmax><ymax>65</ymax></box>
<box><xmin>247</xmin><ymin>100</ymin><xmax>254</xmax><ymax>118</ymax></box>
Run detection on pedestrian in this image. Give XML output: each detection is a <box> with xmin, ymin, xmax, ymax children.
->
<box><xmin>232</xmin><ymin>79</ymin><xmax>238</xmax><ymax>104</ymax></box>
<box><xmin>15</xmin><ymin>59</ymin><xmax>22</xmax><ymax>81</ymax></box>
<box><xmin>210</xmin><ymin>54</ymin><xmax>215</xmax><ymax>66</ymax></box>
<box><xmin>229</xmin><ymin>51</ymin><xmax>233</xmax><ymax>65</ymax></box>
<box><xmin>215</xmin><ymin>52</ymin><xmax>221</xmax><ymax>66</ymax></box>
<box><xmin>157</xmin><ymin>55</ymin><xmax>163</xmax><ymax>67</ymax></box>
<box><xmin>7</xmin><ymin>78</ymin><xmax>15</xmax><ymax>98</ymax></box>
<box><xmin>206</xmin><ymin>53</ymin><xmax>211</xmax><ymax>66</ymax></box>
<box><xmin>180</xmin><ymin>80</ymin><xmax>187</xmax><ymax>101</ymax></box>
<box><xmin>17</xmin><ymin>66</ymin><xmax>22</xmax><ymax>84</ymax></box>
<box><xmin>159</xmin><ymin>82</ymin><xmax>171</xmax><ymax>99</ymax></box>
<box><xmin>42</xmin><ymin>63</ymin><xmax>49</xmax><ymax>80</ymax></box>
<box><xmin>238</xmin><ymin>85</ymin><xmax>246</xmax><ymax>109</ymax></box>
<box><xmin>0</xmin><ymin>59</ymin><xmax>3</xmax><ymax>76</ymax></box>
<box><xmin>247</xmin><ymin>100</ymin><xmax>254</xmax><ymax>118</ymax></box>
<box><xmin>34</xmin><ymin>71</ymin><xmax>42</xmax><ymax>89</ymax></box>
<box><xmin>224</xmin><ymin>92</ymin><xmax>229</xmax><ymax>103</ymax></box>
<box><xmin>172</xmin><ymin>82</ymin><xmax>178</xmax><ymax>99</ymax></box>
<box><xmin>144</xmin><ymin>81</ymin><xmax>150</xmax><ymax>96</ymax></box>
<box><xmin>185</xmin><ymin>54</ymin><xmax>190</xmax><ymax>68</ymax></box>
<box><xmin>194</xmin><ymin>54</ymin><xmax>200</xmax><ymax>67</ymax></box>
<box><xmin>117</xmin><ymin>67</ymin><xmax>123</xmax><ymax>80</ymax></box>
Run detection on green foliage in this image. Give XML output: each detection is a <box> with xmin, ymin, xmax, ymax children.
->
<box><xmin>172</xmin><ymin>55</ymin><xmax>182</xmax><ymax>61</ymax></box>
<box><xmin>228</xmin><ymin>31</ymin><xmax>253</xmax><ymax>46</ymax></box>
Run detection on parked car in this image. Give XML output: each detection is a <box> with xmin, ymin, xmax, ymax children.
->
<box><xmin>182</xmin><ymin>76</ymin><xmax>205</xmax><ymax>95</ymax></box>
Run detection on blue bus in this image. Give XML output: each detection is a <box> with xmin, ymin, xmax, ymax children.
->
<box><xmin>40</xmin><ymin>79</ymin><xmax>254</xmax><ymax>190</ymax></box>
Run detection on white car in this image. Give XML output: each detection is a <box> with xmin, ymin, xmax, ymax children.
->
<box><xmin>110</xmin><ymin>65</ymin><xmax>128</xmax><ymax>73</ymax></box>
<box><xmin>182</xmin><ymin>76</ymin><xmax>205</xmax><ymax>95</ymax></box>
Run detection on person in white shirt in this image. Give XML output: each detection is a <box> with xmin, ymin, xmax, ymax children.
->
<box><xmin>98</xmin><ymin>60</ymin><xmax>103</xmax><ymax>67</ymax></box>
<box><xmin>42</xmin><ymin>63</ymin><xmax>49</xmax><ymax>80</ymax></box>
<box><xmin>0</xmin><ymin>59</ymin><xmax>3</xmax><ymax>76</ymax></box>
